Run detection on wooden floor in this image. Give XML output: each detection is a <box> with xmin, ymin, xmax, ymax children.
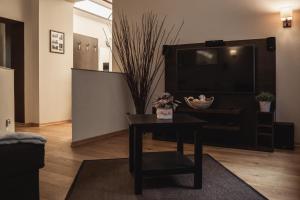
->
<box><xmin>16</xmin><ymin>123</ymin><xmax>300</xmax><ymax>200</ymax></box>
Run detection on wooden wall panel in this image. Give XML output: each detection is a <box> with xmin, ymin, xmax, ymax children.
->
<box><xmin>73</xmin><ymin>33</ymin><xmax>98</xmax><ymax>70</ymax></box>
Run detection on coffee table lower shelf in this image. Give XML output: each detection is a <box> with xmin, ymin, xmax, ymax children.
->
<box><xmin>142</xmin><ymin>151</ymin><xmax>195</xmax><ymax>176</ymax></box>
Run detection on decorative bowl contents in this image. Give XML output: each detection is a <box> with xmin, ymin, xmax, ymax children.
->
<box><xmin>184</xmin><ymin>95</ymin><xmax>214</xmax><ymax>110</ymax></box>
<box><xmin>153</xmin><ymin>93</ymin><xmax>181</xmax><ymax>119</ymax></box>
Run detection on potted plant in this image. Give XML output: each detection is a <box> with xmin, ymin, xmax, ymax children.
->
<box><xmin>153</xmin><ymin>93</ymin><xmax>180</xmax><ymax>119</ymax></box>
<box><xmin>256</xmin><ymin>92</ymin><xmax>275</xmax><ymax>112</ymax></box>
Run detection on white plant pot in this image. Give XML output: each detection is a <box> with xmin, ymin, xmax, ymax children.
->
<box><xmin>156</xmin><ymin>108</ymin><xmax>173</xmax><ymax>119</ymax></box>
<box><xmin>259</xmin><ymin>101</ymin><xmax>271</xmax><ymax>112</ymax></box>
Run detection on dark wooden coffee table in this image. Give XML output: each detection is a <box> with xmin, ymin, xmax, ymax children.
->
<box><xmin>127</xmin><ymin>114</ymin><xmax>206</xmax><ymax>194</ymax></box>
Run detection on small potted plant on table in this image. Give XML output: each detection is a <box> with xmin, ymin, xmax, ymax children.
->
<box><xmin>153</xmin><ymin>93</ymin><xmax>180</xmax><ymax>119</ymax></box>
<box><xmin>256</xmin><ymin>92</ymin><xmax>275</xmax><ymax>112</ymax></box>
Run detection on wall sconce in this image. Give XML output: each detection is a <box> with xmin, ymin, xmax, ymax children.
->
<box><xmin>229</xmin><ymin>49</ymin><xmax>238</xmax><ymax>56</ymax></box>
<box><xmin>280</xmin><ymin>7</ymin><xmax>293</xmax><ymax>28</ymax></box>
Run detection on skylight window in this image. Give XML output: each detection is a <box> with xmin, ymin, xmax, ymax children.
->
<box><xmin>74</xmin><ymin>0</ymin><xmax>112</xmax><ymax>20</ymax></box>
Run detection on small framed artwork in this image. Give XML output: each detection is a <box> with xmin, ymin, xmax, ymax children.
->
<box><xmin>50</xmin><ymin>30</ymin><xmax>65</xmax><ymax>54</ymax></box>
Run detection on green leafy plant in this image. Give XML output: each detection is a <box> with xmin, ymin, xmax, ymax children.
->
<box><xmin>256</xmin><ymin>92</ymin><xmax>275</xmax><ymax>102</ymax></box>
<box><xmin>153</xmin><ymin>93</ymin><xmax>181</xmax><ymax>110</ymax></box>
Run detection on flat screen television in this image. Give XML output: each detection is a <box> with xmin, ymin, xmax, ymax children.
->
<box><xmin>177</xmin><ymin>45</ymin><xmax>256</xmax><ymax>94</ymax></box>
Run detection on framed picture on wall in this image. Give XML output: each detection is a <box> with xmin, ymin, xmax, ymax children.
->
<box><xmin>50</xmin><ymin>30</ymin><xmax>65</xmax><ymax>54</ymax></box>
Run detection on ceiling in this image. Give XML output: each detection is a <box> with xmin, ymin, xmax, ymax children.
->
<box><xmin>72</xmin><ymin>0</ymin><xmax>112</xmax><ymax>3</ymax></box>
<box><xmin>259</xmin><ymin>0</ymin><xmax>300</xmax><ymax>12</ymax></box>
<box><xmin>72</xmin><ymin>0</ymin><xmax>112</xmax><ymax>9</ymax></box>
<box><xmin>94</xmin><ymin>0</ymin><xmax>112</xmax><ymax>4</ymax></box>
<box><xmin>70</xmin><ymin>0</ymin><xmax>300</xmax><ymax>12</ymax></box>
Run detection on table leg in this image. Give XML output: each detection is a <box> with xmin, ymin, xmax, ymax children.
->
<box><xmin>134</xmin><ymin>127</ymin><xmax>143</xmax><ymax>194</ymax></box>
<box><xmin>129</xmin><ymin>125</ymin><xmax>134</xmax><ymax>173</ymax></box>
<box><xmin>194</xmin><ymin>129</ymin><xmax>202</xmax><ymax>189</ymax></box>
<box><xmin>176</xmin><ymin>131</ymin><xmax>184</xmax><ymax>154</ymax></box>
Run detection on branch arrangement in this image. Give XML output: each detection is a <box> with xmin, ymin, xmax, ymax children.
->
<box><xmin>113</xmin><ymin>12</ymin><xmax>183</xmax><ymax>114</ymax></box>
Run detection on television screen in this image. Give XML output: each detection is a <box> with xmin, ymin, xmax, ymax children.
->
<box><xmin>177</xmin><ymin>45</ymin><xmax>255</xmax><ymax>93</ymax></box>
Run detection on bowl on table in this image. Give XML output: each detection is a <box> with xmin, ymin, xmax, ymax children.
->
<box><xmin>184</xmin><ymin>95</ymin><xmax>214</xmax><ymax>110</ymax></box>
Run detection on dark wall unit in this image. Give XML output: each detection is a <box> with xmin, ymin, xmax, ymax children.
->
<box><xmin>256</xmin><ymin>112</ymin><xmax>274</xmax><ymax>152</ymax></box>
<box><xmin>156</xmin><ymin>38</ymin><xmax>276</xmax><ymax>149</ymax></box>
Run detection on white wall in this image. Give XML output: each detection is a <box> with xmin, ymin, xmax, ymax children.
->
<box><xmin>0</xmin><ymin>0</ymin><xmax>78</xmax><ymax>125</ymax></box>
<box><xmin>72</xmin><ymin>69</ymin><xmax>134</xmax><ymax>142</ymax></box>
<box><xmin>73</xmin><ymin>10</ymin><xmax>112</xmax><ymax>71</ymax></box>
<box><xmin>0</xmin><ymin>67</ymin><xmax>15</xmax><ymax>132</ymax></box>
<box><xmin>114</xmin><ymin>0</ymin><xmax>300</xmax><ymax>143</ymax></box>
<box><xmin>0</xmin><ymin>0</ymin><xmax>40</xmax><ymax>124</ymax></box>
<box><xmin>0</xmin><ymin>0</ymin><xmax>106</xmax><ymax>125</ymax></box>
<box><xmin>39</xmin><ymin>0</ymin><xmax>73</xmax><ymax>123</ymax></box>
<box><xmin>276</xmin><ymin>13</ymin><xmax>300</xmax><ymax>143</ymax></box>
<box><xmin>0</xmin><ymin>0</ymin><xmax>26</xmax><ymax>21</ymax></box>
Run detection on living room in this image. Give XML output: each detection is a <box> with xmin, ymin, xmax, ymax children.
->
<box><xmin>0</xmin><ymin>0</ymin><xmax>300</xmax><ymax>200</ymax></box>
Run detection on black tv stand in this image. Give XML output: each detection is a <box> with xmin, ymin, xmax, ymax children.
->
<box><xmin>153</xmin><ymin>106</ymin><xmax>245</xmax><ymax>147</ymax></box>
<box><xmin>178</xmin><ymin>107</ymin><xmax>243</xmax><ymax>131</ymax></box>
<box><xmin>178</xmin><ymin>107</ymin><xmax>243</xmax><ymax>115</ymax></box>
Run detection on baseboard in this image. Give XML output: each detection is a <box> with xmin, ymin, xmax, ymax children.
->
<box><xmin>71</xmin><ymin>130</ymin><xmax>127</xmax><ymax>147</ymax></box>
<box><xmin>16</xmin><ymin>120</ymin><xmax>71</xmax><ymax>128</ymax></box>
<box><xmin>15</xmin><ymin>122</ymin><xmax>39</xmax><ymax>127</ymax></box>
<box><xmin>38</xmin><ymin>120</ymin><xmax>72</xmax><ymax>127</ymax></box>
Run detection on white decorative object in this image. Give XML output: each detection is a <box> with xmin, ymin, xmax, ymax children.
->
<box><xmin>184</xmin><ymin>95</ymin><xmax>214</xmax><ymax>110</ymax></box>
<box><xmin>156</xmin><ymin>108</ymin><xmax>173</xmax><ymax>120</ymax></box>
<box><xmin>259</xmin><ymin>101</ymin><xmax>271</xmax><ymax>112</ymax></box>
<box><xmin>153</xmin><ymin>93</ymin><xmax>180</xmax><ymax>120</ymax></box>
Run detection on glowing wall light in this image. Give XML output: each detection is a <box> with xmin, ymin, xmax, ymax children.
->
<box><xmin>280</xmin><ymin>7</ymin><xmax>293</xmax><ymax>28</ymax></box>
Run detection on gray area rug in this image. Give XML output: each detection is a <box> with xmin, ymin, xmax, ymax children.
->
<box><xmin>66</xmin><ymin>154</ymin><xmax>267</xmax><ymax>200</ymax></box>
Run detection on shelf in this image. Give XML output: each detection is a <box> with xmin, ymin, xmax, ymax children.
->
<box><xmin>142</xmin><ymin>152</ymin><xmax>194</xmax><ymax>176</ymax></box>
<box><xmin>177</xmin><ymin>107</ymin><xmax>243</xmax><ymax>115</ymax></box>
<box><xmin>257</xmin><ymin>112</ymin><xmax>274</xmax><ymax>131</ymax></box>
<box><xmin>257</xmin><ymin>132</ymin><xmax>273</xmax><ymax>136</ymax></box>
<box><xmin>256</xmin><ymin>145</ymin><xmax>274</xmax><ymax>152</ymax></box>
<box><xmin>256</xmin><ymin>133</ymin><xmax>273</xmax><ymax>150</ymax></box>
<box><xmin>203</xmin><ymin>124</ymin><xmax>241</xmax><ymax>132</ymax></box>
<box><xmin>257</xmin><ymin>124</ymin><xmax>273</xmax><ymax>128</ymax></box>
<box><xmin>257</xmin><ymin>111</ymin><xmax>274</xmax><ymax>115</ymax></box>
<box><xmin>176</xmin><ymin>106</ymin><xmax>242</xmax><ymax>133</ymax></box>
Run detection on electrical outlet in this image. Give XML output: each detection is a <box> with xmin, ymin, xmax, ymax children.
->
<box><xmin>5</xmin><ymin>119</ymin><xmax>11</xmax><ymax>128</ymax></box>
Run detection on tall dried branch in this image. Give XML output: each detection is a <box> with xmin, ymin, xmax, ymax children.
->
<box><xmin>113</xmin><ymin>12</ymin><xmax>183</xmax><ymax>114</ymax></box>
